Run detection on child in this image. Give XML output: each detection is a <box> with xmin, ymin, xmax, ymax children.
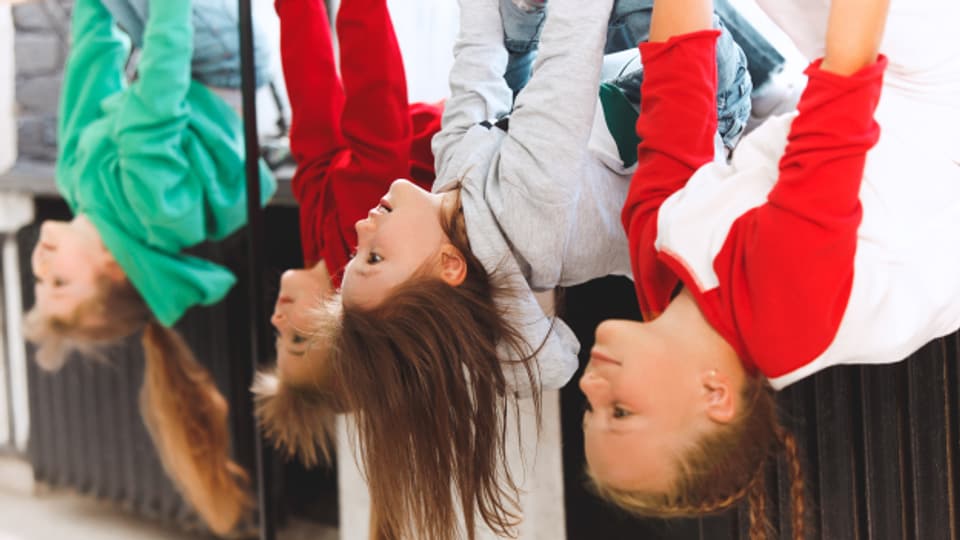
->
<box><xmin>251</xmin><ymin>0</ymin><xmax>441</xmax><ymax>467</ymax></box>
<box><xmin>25</xmin><ymin>0</ymin><xmax>275</xmax><ymax>533</ymax></box>
<box><xmin>580</xmin><ymin>0</ymin><xmax>960</xmax><ymax>536</ymax></box>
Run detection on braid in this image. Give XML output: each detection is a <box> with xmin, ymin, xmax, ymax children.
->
<box><xmin>747</xmin><ymin>465</ymin><xmax>769</xmax><ymax>540</ymax></box>
<box><xmin>778</xmin><ymin>427</ymin><xmax>806</xmax><ymax>540</ymax></box>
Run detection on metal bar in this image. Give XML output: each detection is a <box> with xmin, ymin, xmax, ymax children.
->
<box><xmin>236</xmin><ymin>0</ymin><xmax>274</xmax><ymax>536</ymax></box>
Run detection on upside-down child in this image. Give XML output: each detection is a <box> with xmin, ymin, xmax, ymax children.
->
<box><xmin>25</xmin><ymin>0</ymin><xmax>275</xmax><ymax>533</ymax></box>
<box><xmin>581</xmin><ymin>0</ymin><xmax>960</xmax><ymax>537</ymax></box>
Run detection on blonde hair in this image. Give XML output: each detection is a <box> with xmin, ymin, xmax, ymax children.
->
<box><xmin>24</xmin><ymin>278</ymin><xmax>251</xmax><ymax>536</ymax></box>
<box><xmin>252</xmin><ymin>296</ymin><xmax>343</xmax><ymax>467</ymax></box>
<box><xmin>590</xmin><ymin>377</ymin><xmax>806</xmax><ymax>540</ymax></box>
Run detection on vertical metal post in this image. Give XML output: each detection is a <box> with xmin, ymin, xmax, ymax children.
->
<box><xmin>237</xmin><ymin>0</ymin><xmax>275</xmax><ymax>538</ymax></box>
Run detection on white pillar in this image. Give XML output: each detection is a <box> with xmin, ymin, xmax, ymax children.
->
<box><xmin>337</xmin><ymin>390</ymin><xmax>566</xmax><ymax>540</ymax></box>
<box><xmin>1</xmin><ymin>3</ymin><xmax>16</xmax><ymax>172</ymax></box>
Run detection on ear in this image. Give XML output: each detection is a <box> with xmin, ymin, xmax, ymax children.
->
<box><xmin>702</xmin><ymin>369</ymin><xmax>737</xmax><ymax>424</ymax></box>
<box><xmin>102</xmin><ymin>257</ymin><xmax>127</xmax><ymax>283</ymax></box>
<box><xmin>438</xmin><ymin>244</ymin><xmax>467</xmax><ymax>287</ymax></box>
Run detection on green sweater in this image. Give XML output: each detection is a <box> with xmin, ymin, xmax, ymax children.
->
<box><xmin>55</xmin><ymin>0</ymin><xmax>275</xmax><ymax>326</ymax></box>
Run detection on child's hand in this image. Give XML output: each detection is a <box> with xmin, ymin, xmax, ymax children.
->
<box><xmin>821</xmin><ymin>0</ymin><xmax>891</xmax><ymax>75</ymax></box>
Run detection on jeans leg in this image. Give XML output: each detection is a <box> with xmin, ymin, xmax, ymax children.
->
<box><xmin>100</xmin><ymin>0</ymin><xmax>147</xmax><ymax>48</ymax></box>
<box><xmin>605</xmin><ymin>0</ymin><xmax>653</xmax><ymax>53</ymax></box>
<box><xmin>714</xmin><ymin>0</ymin><xmax>784</xmax><ymax>92</ymax></box>
<box><xmin>102</xmin><ymin>0</ymin><xmax>270</xmax><ymax>89</ymax></box>
<box><xmin>606</xmin><ymin>15</ymin><xmax>750</xmax><ymax>148</ymax></box>
<box><xmin>500</xmin><ymin>0</ymin><xmax>546</xmax><ymax>95</ymax></box>
<box><xmin>190</xmin><ymin>0</ymin><xmax>270</xmax><ymax>88</ymax></box>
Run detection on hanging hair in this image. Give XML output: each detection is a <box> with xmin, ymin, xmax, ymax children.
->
<box><xmin>252</xmin><ymin>299</ymin><xmax>343</xmax><ymax>467</ymax></box>
<box><xmin>589</xmin><ymin>375</ymin><xmax>806</xmax><ymax>540</ymax></box>
<box><xmin>332</xmin><ymin>200</ymin><xmax>542</xmax><ymax>540</ymax></box>
<box><xmin>24</xmin><ymin>278</ymin><xmax>251</xmax><ymax>536</ymax></box>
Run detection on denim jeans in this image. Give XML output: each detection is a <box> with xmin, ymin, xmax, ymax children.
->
<box><xmin>501</xmin><ymin>0</ymin><xmax>759</xmax><ymax>147</ymax></box>
<box><xmin>100</xmin><ymin>0</ymin><xmax>271</xmax><ymax>88</ymax></box>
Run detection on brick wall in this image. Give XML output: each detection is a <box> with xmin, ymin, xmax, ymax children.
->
<box><xmin>12</xmin><ymin>0</ymin><xmax>71</xmax><ymax>162</ymax></box>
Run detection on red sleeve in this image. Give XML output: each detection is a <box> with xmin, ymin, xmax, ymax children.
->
<box><xmin>622</xmin><ymin>30</ymin><xmax>720</xmax><ymax>320</ymax></box>
<box><xmin>280</xmin><ymin>0</ymin><xmax>420</xmax><ymax>282</ymax></box>
<box><xmin>709</xmin><ymin>57</ymin><xmax>887</xmax><ymax>377</ymax></box>
<box><xmin>276</xmin><ymin>0</ymin><xmax>345</xmax><ymax>269</ymax></box>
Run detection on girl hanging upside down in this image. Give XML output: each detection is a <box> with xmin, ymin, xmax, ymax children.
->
<box><xmin>25</xmin><ymin>0</ymin><xmax>275</xmax><ymax>533</ymax></box>
<box><xmin>581</xmin><ymin>0</ymin><xmax>960</xmax><ymax>537</ymax></box>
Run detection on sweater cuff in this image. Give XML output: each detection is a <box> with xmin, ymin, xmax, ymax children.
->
<box><xmin>637</xmin><ymin>29</ymin><xmax>721</xmax><ymax>64</ymax></box>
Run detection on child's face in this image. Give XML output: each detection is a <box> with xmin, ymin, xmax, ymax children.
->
<box><xmin>579</xmin><ymin>319</ymin><xmax>711</xmax><ymax>494</ymax></box>
<box><xmin>272</xmin><ymin>264</ymin><xmax>331</xmax><ymax>386</ymax></box>
<box><xmin>31</xmin><ymin>218</ymin><xmax>112</xmax><ymax>321</ymax></box>
<box><xmin>340</xmin><ymin>179</ymin><xmax>454</xmax><ymax>308</ymax></box>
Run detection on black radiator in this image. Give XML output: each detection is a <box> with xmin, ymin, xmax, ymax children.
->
<box><xmin>18</xmin><ymin>198</ymin><xmax>321</xmax><ymax>534</ymax></box>
<box><xmin>561</xmin><ymin>276</ymin><xmax>959</xmax><ymax>540</ymax></box>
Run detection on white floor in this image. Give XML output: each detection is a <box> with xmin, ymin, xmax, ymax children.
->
<box><xmin>0</xmin><ymin>458</ymin><xmax>337</xmax><ymax>540</ymax></box>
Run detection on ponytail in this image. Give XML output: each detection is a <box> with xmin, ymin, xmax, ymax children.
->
<box><xmin>139</xmin><ymin>321</ymin><xmax>251</xmax><ymax>535</ymax></box>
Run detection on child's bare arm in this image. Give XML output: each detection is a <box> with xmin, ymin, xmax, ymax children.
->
<box><xmin>649</xmin><ymin>0</ymin><xmax>713</xmax><ymax>42</ymax></box>
<box><xmin>821</xmin><ymin>0</ymin><xmax>890</xmax><ymax>75</ymax></box>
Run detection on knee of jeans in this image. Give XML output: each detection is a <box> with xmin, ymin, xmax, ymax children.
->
<box><xmin>605</xmin><ymin>4</ymin><xmax>652</xmax><ymax>53</ymax></box>
<box><xmin>500</xmin><ymin>0</ymin><xmax>546</xmax><ymax>52</ymax></box>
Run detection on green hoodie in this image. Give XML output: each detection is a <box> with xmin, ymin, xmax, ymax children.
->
<box><xmin>55</xmin><ymin>0</ymin><xmax>276</xmax><ymax>326</ymax></box>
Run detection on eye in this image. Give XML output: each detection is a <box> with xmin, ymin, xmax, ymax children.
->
<box><xmin>52</xmin><ymin>277</ymin><xmax>66</xmax><ymax>287</ymax></box>
<box><xmin>367</xmin><ymin>252</ymin><xmax>383</xmax><ymax>264</ymax></box>
<box><xmin>291</xmin><ymin>333</ymin><xmax>308</xmax><ymax>345</ymax></box>
<box><xmin>612</xmin><ymin>405</ymin><xmax>631</xmax><ymax>419</ymax></box>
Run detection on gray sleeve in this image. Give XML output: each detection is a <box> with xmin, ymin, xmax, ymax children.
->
<box><xmin>431</xmin><ymin>0</ymin><xmax>513</xmax><ymax>188</ymax></box>
<box><xmin>493</xmin><ymin>0</ymin><xmax>615</xmax><ymax>206</ymax></box>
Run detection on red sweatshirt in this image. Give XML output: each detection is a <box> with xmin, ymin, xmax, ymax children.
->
<box><xmin>277</xmin><ymin>0</ymin><xmax>441</xmax><ymax>283</ymax></box>
<box><xmin>624</xmin><ymin>30</ymin><xmax>888</xmax><ymax>386</ymax></box>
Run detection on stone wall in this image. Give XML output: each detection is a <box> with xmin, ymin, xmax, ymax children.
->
<box><xmin>12</xmin><ymin>0</ymin><xmax>71</xmax><ymax>162</ymax></box>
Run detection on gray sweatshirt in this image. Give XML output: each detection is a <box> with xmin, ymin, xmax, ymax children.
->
<box><xmin>432</xmin><ymin>0</ymin><xmax>632</xmax><ymax>392</ymax></box>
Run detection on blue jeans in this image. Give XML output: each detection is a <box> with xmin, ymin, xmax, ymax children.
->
<box><xmin>100</xmin><ymin>0</ymin><xmax>271</xmax><ymax>88</ymax></box>
<box><xmin>501</xmin><ymin>0</ymin><xmax>781</xmax><ymax>146</ymax></box>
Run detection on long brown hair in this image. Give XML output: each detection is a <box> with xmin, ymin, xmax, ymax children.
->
<box><xmin>590</xmin><ymin>376</ymin><xmax>806</xmax><ymax>540</ymax></box>
<box><xmin>333</xmin><ymin>203</ymin><xmax>542</xmax><ymax>540</ymax></box>
<box><xmin>24</xmin><ymin>278</ymin><xmax>250</xmax><ymax>536</ymax></box>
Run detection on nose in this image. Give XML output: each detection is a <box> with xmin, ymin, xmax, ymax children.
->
<box><xmin>271</xmin><ymin>308</ymin><xmax>285</xmax><ymax>330</ymax></box>
<box><xmin>578</xmin><ymin>369</ymin><xmax>605</xmax><ymax>402</ymax></box>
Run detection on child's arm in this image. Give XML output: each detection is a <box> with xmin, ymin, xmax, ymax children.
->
<box><xmin>720</xmin><ymin>0</ymin><xmax>890</xmax><ymax>372</ymax></box>
<box><xmin>621</xmin><ymin>0</ymin><xmax>719</xmax><ymax>319</ymax></box>
<box><xmin>57</xmin><ymin>0</ymin><xmax>129</xmax><ymax>168</ymax></box>
<box><xmin>277</xmin><ymin>0</ymin><xmax>346</xmax><ymax>270</ymax></box>
<box><xmin>430</xmin><ymin>0</ymin><xmax>513</xmax><ymax>182</ymax></box>
<box><xmin>115</xmin><ymin>0</ymin><xmax>192</xmax><ymax>133</ymax></box>
<box><xmin>495</xmin><ymin>0</ymin><xmax>614</xmax><ymax>203</ymax></box>
<box><xmin>323</xmin><ymin>0</ymin><xmax>416</xmax><ymax>279</ymax></box>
